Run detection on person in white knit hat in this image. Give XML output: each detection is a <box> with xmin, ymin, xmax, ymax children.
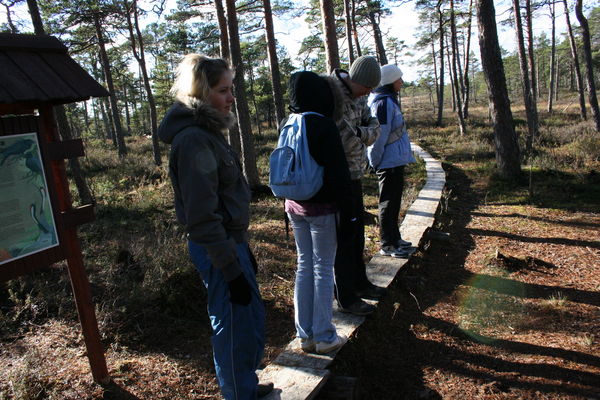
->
<box><xmin>367</xmin><ymin>64</ymin><xmax>416</xmax><ymax>258</ymax></box>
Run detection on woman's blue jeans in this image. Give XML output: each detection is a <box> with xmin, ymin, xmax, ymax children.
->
<box><xmin>288</xmin><ymin>213</ymin><xmax>337</xmax><ymax>343</ymax></box>
<box><xmin>188</xmin><ymin>240</ymin><xmax>265</xmax><ymax>400</ymax></box>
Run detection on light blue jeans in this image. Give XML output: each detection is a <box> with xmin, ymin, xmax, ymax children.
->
<box><xmin>288</xmin><ymin>212</ymin><xmax>338</xmax><ymax>343</ymax></box>
<box><xmin>188</xmin><ymin>240</ymin><xmax>265</xmax><ymax>400</ymax></box>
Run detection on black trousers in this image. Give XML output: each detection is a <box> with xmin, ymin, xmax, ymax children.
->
<box><xmin>334</xmin><ymin>179</ymin><xmax>371</xmax><ymax>308</ymax></box>
<box><xmin>376</xmin><ymin>166</ymin><xmax>405</xmax><ymax>248</ymax></box>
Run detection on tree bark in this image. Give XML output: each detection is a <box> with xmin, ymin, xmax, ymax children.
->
<box><xmin>563</xmin><ymin>0</ymin><xmax>586</xmax><ymax>120</ymax></box>
<box><xmin>436</xmin><ymin>0</ymin><xmax>445</xmax><ymax>126</ymax></box>
<box><xmin>512</xmin><ymin>0</ymin><xmax>537</xmax><ymax>154</ymax></box>
<box><xmin>547</xmin><ymin>0</ymin><xmax>556</xmax><ymax>113</ymax></box>
<box><xmin>214</xmin><ymin>0</ymin><xmax>241</xmax><ymax>153</ymax></box>
<box><xmin>368</xmin><ymin>4</ymin><xmax>387</xmax><ymax>65</ymax></box>
<box><xmin>93</xmin><ymin>12</ymin><xmax>127</xmax><ymax>157</ymax></box>
<box><xmin>430</xmin><ymin>18</ymin><xmax>439</xmax><ymax>115</ymax></box>
<box><xmin>575</xmin><ymin>0</ymin><xmax>600</xmax><ymax>131</ymax></box>
<box><xmin>124</xmin><ymin>0</ymin><xmax>161</xmax><ymax>165</ymax></box>
<box><xmin>351</xmin><ymin>0</ymin><xmax>362</xmax><ymax>57</ymax></box>
<box><xmin>263</xmin><ymin>0</ymin><xmax>286</xmax><ymax>127</ymax></box>
<box><xmin>214</xmin><ymin>0</ymin><xmax>230</xmax><ymax>60</ymax></box>
<box><xmin>225</xmin><ymin>0</ymin><xmax>261</xmax><ymax>187</ymax></box>
<box><xmin>476</xmin><ymin>0</ymin><xmax>521</xmax><ymax>178</ymax></box>
<box><xmin>26</xmin><ymin>0</ymin><xmax>44</xmax><ymax>34</ymax></box>
<box><xmin>320</xmin><ymin>0</ymin><xmax>341</xmax><ymax>72</ymax></box>
<box><xmin>344</xmin><ymin>0</ymin><xmax>355</xmax><ymax>64</ymax></box>
<box><xmin>462</xmin><ymin>0</ymin><xmax>473</xmax><ymax>119</ymax></box>
<box><xmin>525</xmin><ymin>0</ymin><xmax>538</xmax><ymax>113</ymax></box>
<box><xmin>449</xmin><ymin>0</ymin><xmax>466</xmax><ymax>135</ymax></box>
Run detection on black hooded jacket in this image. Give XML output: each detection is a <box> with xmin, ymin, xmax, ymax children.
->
<box><xmin>283</xmin><ymin>71</ymin><xmax>354</xmax><ymax>214</ymax></box>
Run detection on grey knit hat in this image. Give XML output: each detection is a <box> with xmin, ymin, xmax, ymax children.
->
<box><xmin>349</xmin><ymin>56</ymin><xmax>381</xmax><ymax>88</ymax></box>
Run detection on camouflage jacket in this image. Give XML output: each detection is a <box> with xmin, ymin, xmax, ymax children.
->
<box><xmin>322</xmin><ymin>70</ymin><xmax>380</xmax><ymax>179</ymax></box>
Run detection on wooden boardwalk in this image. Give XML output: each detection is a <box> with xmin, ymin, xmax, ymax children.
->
<box><xmin>259</xmin><ymin>144</ymin><xmax>445</xmax><ymax>399</ymax></box>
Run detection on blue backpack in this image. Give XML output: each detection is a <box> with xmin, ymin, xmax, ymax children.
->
<box><xmin>269</xmin><ymin>112</ymin><xmax>324</xmax><ymax>201</ymax></box>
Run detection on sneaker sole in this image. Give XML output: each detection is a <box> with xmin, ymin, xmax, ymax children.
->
<box><xmin>379</xmin><ymin>251</ymin><xmax>409</xmax><ymax>258</ymax></box>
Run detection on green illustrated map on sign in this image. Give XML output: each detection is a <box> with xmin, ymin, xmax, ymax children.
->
<box><xmin>0</xmin><ymin>133</ymin><xmax>59</xmax><ymax>265</ymax></box>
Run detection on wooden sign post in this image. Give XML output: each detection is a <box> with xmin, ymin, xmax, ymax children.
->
<box><xmin>0</xmin><ymin>33</ymin><xmax>111</xmax><ymax>384</ymax></box>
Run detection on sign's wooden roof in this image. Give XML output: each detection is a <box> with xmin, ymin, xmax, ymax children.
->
<box><xmin>0</xmin><ymin>33</ymin><xmax>108</xmax><ymax>105</ymax></box>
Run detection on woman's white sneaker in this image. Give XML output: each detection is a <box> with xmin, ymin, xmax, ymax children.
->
<box><xmin>315</xmin><ymin>334</ymin><xmax>347</xmax><ymax>354</ymax></box>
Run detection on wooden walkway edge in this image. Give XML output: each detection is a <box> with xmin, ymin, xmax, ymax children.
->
<box><xmin>259</xmin><ymin>144</ymin><xmax>446</xmax><ymax>400</ymax></box>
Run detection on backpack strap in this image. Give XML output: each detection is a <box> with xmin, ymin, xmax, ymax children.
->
<box><xmin>300</xmin><ymin>111</ymin><xmax>324</xmax><ymax>117</ymax></box>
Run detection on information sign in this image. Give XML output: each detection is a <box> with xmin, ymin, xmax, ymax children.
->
<box><xmin>0</xmin><ymin>132</ymin><xmax>59</xmax><ymax>265</ymax></box>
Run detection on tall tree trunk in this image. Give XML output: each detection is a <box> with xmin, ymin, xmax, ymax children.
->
<box><xmin>246</xmin><ymin>58</ymin><xmax>262</xmax><ymax>138</ymax></box>
<box><xmin>263</xmin><ymin>0</ymin><xmax>286</xmax><ymax>127</ymax></box>
<box><xmin>445</xmin><ymin>34</ymin><xmax>456</xmax><ymax>112</ymax></box>
<box><xmin>368</xmin><ymin>5</ymin><xmax>387</xmax><ymax>65</ymax></box>
<box><xmin>214</xmin><ymin>0</ymin><xmax>241</xmax><ymax>153</ymax></box>
<box><xmin>436</xmin><ymin>0</ymin><xmax>445</xmax><ymax>126</ymax></box>
<box><xmin>92</xmin><ymin>99</ymin><xmax>100</xmax><ymax>138</ymax></box>
<box><xmin>26</xmin><ymin>0</ymin><xmax>44</xmax><ymax>34</ymax></box>
<box><xmin>449</xmin><ymin>0</ymin><xmax>466</xmax><ymax>135</ymax></box>
<box><xmin>214</xmin><ymin>0</ymin><xmax>230</xmax><ymax>60</ymax></box>
<box><xmin>124</xmin><ymin>0</ymin><xmax>161</xmax><ymax>165</ymax></box>
<box><xmin>430</xmin><ymin>18</ymin><xmax>439</xmax><ymax>115</ymax></box>
<box><xmin>547</xmin><ymin>0</ymin><xmax>556</xmax><ymax>113</ymax></box>
<box><xmin>575</xmin><ymin>0</ymin><xmax>600</xmax><ymax>132</ymax></box>
<box><xmin>512</xmin><ymin>0</ymin><xmax>537</xmax><ymax>154</ymax></box>
<box><xmin>351</xmin><ymin>0</ymin><xmax>362</xmax><ymax>57</ymax></box>
<box><xmin>462</xmin><ymin>0</ymin><xmax>473</xmax><ymax>118</ymax></box>
<box><xmin>93</xmin><ymin>12</ymin><xmax>127</xmax><ymax>157</ymax></box>
<box><xmin>525</xmin><ymin>0</ymin><xmax>538</xmax><ymax>112</ymax></box>
<box><xmin>344</xmin><ymin>0</ymin><xmax>355</xmax><ymax>64</ymax></box>
<box><xmin>476</xmin><ymin>0</ymin><xmax>521</xmax><ymax>178</ymax></box>
<box><xmin>320</xmin><ymin>0</ymin><xmax>341</xmax><ymax>72</ymax></box>
<box><xmin>122</xmin><ymin>80</ymin><xmax>131</xmax><ymax>135</ymax></box>
<box><xmin>225</xmin><ymin>0</ymin><xmax>261</xmax><ymax>187</ymax></box>
<box><xmin>563</xmin><ymin>0</ymin><xmax>585</xmax><ymax>119</ymax></box>
<box><xmin>82</xmin><ymin>100</ymin><xmax>90</xmax><ymax>134</ymax></box>
<box><xmin>27</xmin><ymin>0</ymin><xmax>94</xmax><ymax>204</ymax></box>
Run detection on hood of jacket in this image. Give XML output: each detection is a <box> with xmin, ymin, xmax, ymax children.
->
<box><xmin>321</xmin><ymin>70</ymin><xmax>352</xmax><ymax>125</ymax></box>
<box><xmin>371</xmin><ymin>85</ymin><xmax>399</xmax><ymax>107</ymax></box>
<box><xmin>288</xmin><ymin>71</ymin><xmax>334</xmax><ymax>118</ymax></box>
<box><xmin>158</xmin><ymin>100</ymin><xmax>233</xmax><ymax>144</ymax></box>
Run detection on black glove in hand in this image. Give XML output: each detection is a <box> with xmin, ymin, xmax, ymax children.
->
<box><xmin>228</xmin><ymin>273</ymin><xmax>252</xmax><ymax>305</ymax></box>
<box><xmin>355</xmin><ymin>125</ymin><xmax>362</xmax><ymax>138</ymax></box>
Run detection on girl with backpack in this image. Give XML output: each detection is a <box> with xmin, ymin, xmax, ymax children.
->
<box><xmin>279</xmin><ymin>71</ymin><xmax>355</xmax><ymax>354</ymax></box>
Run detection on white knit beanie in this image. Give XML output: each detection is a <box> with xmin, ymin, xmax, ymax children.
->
<box><xmin>380</xmin><ymin>64</ymin><xmax>403</xmax><ymax>86</ymax></box>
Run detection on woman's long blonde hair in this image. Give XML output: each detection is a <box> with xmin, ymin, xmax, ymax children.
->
<box><xmin>170</xmin><ymin>54</ymin><xmax>231</xmax><ymax>107</ymax></box>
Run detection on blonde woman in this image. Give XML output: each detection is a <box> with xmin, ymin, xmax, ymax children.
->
<box><xmin>158</xmin><ymin>54</ymin><xmax>271</xmax><ymax>399</ymax></box>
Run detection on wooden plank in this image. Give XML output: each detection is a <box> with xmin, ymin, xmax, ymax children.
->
<box><xmin>8</xmin><ymin>51</ymin><xmax>80</xmax><ymax>101</ymax></box>
<box><xmin>0</xmin><ymin>34</ymin><xmax>66</xmax><ymax>52</ymax></box>
<box><xmin>258</xmin><ymin>365</ymin><xmax>330</xmax><ymax>400</ymax></box>
<box><xmin>46</xmin><ymin>139</ymin><xmax>85</xmax><ymax>160</ymax></box>
<box><xmin>314</xmin><ymin>376</ymin><xmax>358</xmax><ymax>400</ymax></box>
<box><xmin>59</xmin><ymin>205</ymin><xmax>95</xmax><ymax>228</ymax></box>
<box><xmin>0</xmin><ymin>247</ymin><xmax>65</xmax><ymax>282</ymax></box>
<box><xmin>0</xmin><ymin>53</ymin><xmax>43</xmax><ymax>103</ymax></box>
<box><xmin>40</xmin><ymin>52</ymin><xmax>109</xmax><ymax>100</ymax></box>
<box><xmin>0</xmin><ymin>115</ymin><xmax>38</xmax><ymax>135</ymax></box>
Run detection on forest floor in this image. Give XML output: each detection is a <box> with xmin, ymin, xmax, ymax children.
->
<box><xmin>1</xmin><ymin>105</ymin><xmax>600</xmax><ymax>400</ymax></box>
<box><xmin>322</xmin><ymin>156</ymin><xmax>600</xmax><ymax>399</ymax></box>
